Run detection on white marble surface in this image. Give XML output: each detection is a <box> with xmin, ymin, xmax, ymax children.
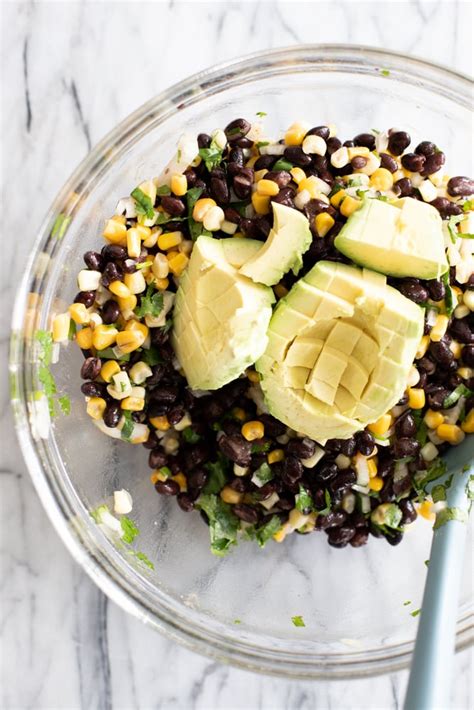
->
<box><xmin>1</xmin><ymin>1</ymin><xmax>473</xmax><ymax>708</ymax></box>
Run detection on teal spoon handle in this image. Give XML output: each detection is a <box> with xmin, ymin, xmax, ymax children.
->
<box><xmin>404</xmin><ymin>466</ymin><xmax>472</xmax><ymax>710</ymax></box>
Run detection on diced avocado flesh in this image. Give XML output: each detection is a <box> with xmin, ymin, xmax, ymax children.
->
<box><xmin>335</xmin><ymin>197</ymin><xmax>449</xmax><ymax>279</ymax></box>
<box><xmin>257</xmin><ymin>260</ymin><xmax>424</xmax><ymax>442</ymax></box>
<box><xmin>222</xmin><ymin>238</ymin><xmax>263</xmax><ymax>268</ymax></box>
<box><xmin>172</xmin><ymin>236</ymin><xmax>275</xmax><ymax>390</ymax></box>
<box><xmin>239</xmin><ymin>202</ymin><xmax>312</xmax><ymax>286</ymax></box>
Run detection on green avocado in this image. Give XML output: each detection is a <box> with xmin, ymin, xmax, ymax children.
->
<box><xmin>221</xmin><ymin>237</ymin><xmax>262</xmax><ymax>268</ymax></box>
<box><xmin>172</xmin><ymin>235</ymin><xmax>275</xmax><ymax>390</ymax></box>
<box><xmin>335</xmin><ymin>197</ymin><xmax>449</xmax><ymax>279</ymax></box>
<box><xmin>239</xmin><ymin>202</ymin><xmax>312</xmax><ymax>286</ymax></box>
<box><xmin>257</xmin><ymin>260</ymin><xmax>424</xmax><ymax>442</ymax></box>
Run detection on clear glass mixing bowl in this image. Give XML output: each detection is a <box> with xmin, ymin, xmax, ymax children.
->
<box><xmin>10</xmin><ymin>46</ymin><xmax>474</xmax><ymax>679</ymax></box>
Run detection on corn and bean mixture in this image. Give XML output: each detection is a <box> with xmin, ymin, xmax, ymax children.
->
<box><xmin>53</xmin><ymin>117</ymin><xmax>473</xmax><ymax>554</ymax></box>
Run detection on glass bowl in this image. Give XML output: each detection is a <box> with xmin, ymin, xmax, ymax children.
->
<box><xmin>10</xmin><ymin>45</ymin><xmax>474</xmax><ymax>679</ymax></box>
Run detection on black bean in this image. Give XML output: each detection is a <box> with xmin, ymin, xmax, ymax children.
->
<box><xmin>356</xmin><ymin>430</ymin><xmax>375</xmax><ymax>456</ymax></box>
<box><xmin>187</xmin><ymin>468</ymin><xmax>208</xmax><ymax>491</ymax></box>
<box><xmin>259</xmin><ymin>414</ymin><xmax>287</xmax><ymax>438</ymax></box>
<box><xmin>150</xmin><ymin>386</ymin><xmax>178</xmax><ymax>404</ymax></box>
<box><xmin>103</xmin><ymin>402</ymin><xmax>121</xmax><ymax>428</ymax></box>
<box><xmin>426</xmin><ymin>386</ymin><xmax>449</xmax><ymax>410</ymax></box>
<box><xmin>233</xmin><ymin>174</ymin><xmax>253</xmax><ymax>199</ymax></box>
<box><xmin>183</xmin><ymin>443</ymin><xmax>209</xmax><ymax>471</ymax></box>
<box><xmin>353</xmin><ymin>132</ymin><xmax>376</xmax><ymax>150</ymax></box>
<box><xmin>197</xmin><ymin>133</ymin><xmax>211</xmax><ymax>149</ymax></box>
<box><xmin>377</xmin><ymin>457</ymin><xmax>394</xmax><ymax>478</ymax></box>
<box><xmin>218</xmin><ymin>434</ymin><xmax>252</xmax><ymax>466</ymax></box>
<box><xmin>102</xmin><ymin>244</ymin><xmax>127</xmax><ymax>261</ymax></box>
<box><xmin>271</xmin><ymin>188</ymin><xmax>295</xmax><ymax>209</ymax></box>
<box><xmin>421</xmin><ymin>152</ymin><xmax>445</xmax><ymax>176</ymax></box>
<box><xmin>161</xmin><ymin>195</ymin><xmax>185</xmax><ymax>216</ymax></box>
<box><xmin>394</xmin><ymin>177</ymin><xmax>413</xmax><ymax>197</ymax></box>
<box><xmin>416</xmin><ymin>141</ymin><xmax>436</xmax><ymax>156</ymax></box>
<box><xmin>307</xmin><ymin>126</ymin><xmax>330</xmax><ymax>140</ymax></box>
<box><xmin>264</xmin><ymin>170</ymin><xmax>292</xmax><ymax>188</ymax></box>
<box><xmin>350</xmin><ymin>529</ymin><xmax>369</xmax><ymax>547</ymax></box>
<box><xmin>399</xmin><ymin>279</ymin><xmax>429</xmax><ymax>304</ymax></box>
<box><xmin>417</xmin><ymin>356</ymin><xmax>436</xmax><ymax>376</ymax></box>
<box><xmin>427</xmin><ymin>279</ymin><xmax>445</xmax><ymax>301</ymax></box>
<box><xmin>254</xmin><ymin>155</ymin><xmax>275</xmax><ymax>171</ymax></box>
<box><xmin>210</xmin><ymin>177</ymin><xmax>229</xmax><ymax>205</ymax></box>
<box><xmin>311</xmin><ymin>155</ymin><xmax>329</xmax><ymax>172</ymax></box>
<box><xmin>233</xmin><ymin>504</ymin><xmax>258</xmax><ymax>524</ymax></box>
<box><xmin>177</xmin><ymin>493</ymin><xmax>195</xmax><ymax>512</ymax></box>
<box><xmin>351</xmin><ymin>156</ymin><xmax>367</xmax><ymax>170</ymax></box>
<box><xmin>80</xmin><ymin>357</ymin><xmax>102</xmax><ymax>380</ymax></box>
<box><xmin>392</xmin><ymin>438</ymin><xmax>420</xmax><ymax>458</ymax></box>
<box><xmin>463</xmin><ymin>344</ymin><xmax>474</xmax><ymax>366</ymax></box>
<box><xmin>142</xmin><ymin>430</ymin><xmax>159</xmax><ymax>450</ymax></box>
<box><xmin>258</xmin><ymin>482</ymin><xmax>279</xmax><ymax>500</ymax></box>
<box><xmin>316</xmin><ymin>511</ymin><xmax>347</xmax><ymax>529</ymax></box>
<box><xmin>183</xmin><ymin>168</ymin><xmax>197</xmax><ymax>187</ymax></box>
<box><xmin>450</xmin><ymin>318</ymin><xmax>473</xmax><ymax>344</ymax></box>
<box><xmin>101</xmin><ymin>299</ymin><xmax>120</xmax><ymax>325</ymax></box>
<box><xmin>343</xmin><ymin>140</ymin><xmax>355</xmax><ymax>148</ymax></box>
<box><xmin>327</xmin><ymin>525</ymin><xmax>355</xmax><ymax>547</ymax></box>
<box><xmin>315</xmin><ymin>463</ymin><xmax>338</xmax><ymax>483</ymax></box>
<box><xmin>148</xmin><ymin>447</ymin><xmax>168</xmax><ymax>469</ymax></box>
<box><xmin>225</xmin><ymin>118</ymin><xmax>251</xmax><ymax>142</ymax></box>
<box><xmin>74</xmin><ymin>291</ymin><xmax>96</xmax><ymax>307</ymax></box>
<box><xmin>101</xmin><ymin>262</ymin><xmax>123</xmax><ymax>287</ymax></box>
<box><xmin>339</xmin><ymin>437</ymin><xmax>356</xmax><ymax>456</ymax></box>
<box><xmin>284</xmin><ymin>146</ymin><xmax>311</xmax><ymax>167</ymax></box>
<box><xmin>386</xmin><ymin>531</ymin><xmax>404</xmax><ymax>546</ymax></box>
<box><xmin>370</xmin><ymin>523</ymin><xmax>384</xmax><ymax>538</ymax></box>
<box><xmin>155</xmin><ymin>479</ymin><xmax>180</xmax><ymax>496</ymax></box>
<box><xmin>399</xmin><ymin>498</ymin><xmax>417</xmax><ymax>524</ymax></box>
<box><xmin>447</xmin><ymin>176</ymin><xmax>474</xmax><ymax>197</ymax></box>
<box><xmin>430</xmin><ymin>340</ymin><xmax>454</xmax><ymax>365</ymax></box>
<box><xmin>329</xmin><ymin>470</ymin><xmax>357</xmax><ymax>495</ymax></box>
<box><xmin>121</xmin><ymin>259</ymin><xmax>137</xmax><ymax>274</ymax></box>
<box><xmin>281</xmin><ymin>455</ymin><xmax>304</xmax><ymax>486</ymax></box>
<box><xmin>84</xmin><ymin>250</ymin><xmax>104</xmax><ymax>271</ymax></box>
<box><xmin>276</xmin><ymin>496</ymin><xmax>294</xmax><ymax>512</ymax></box>
<box><xmin>379</xmin><ymin>152</ymin><xmax>398</xmax><ymax>173</ymax></box>
<box><xmin>81</xmin><ymin>381</ymin><xmax>106</xmax><ymax>398</ymax></box>
<box><xmin>325</xmin><ymin>137</ymin><xmax>341</xmax><ymax>155</ymax></box>
<box><xmin>401</xmin><ymin>152</ymin><xmax>425</xmax><ymax>173</ymax></box>
<box><xmin>223</xmin><ymin>207</ymin><xmax>241</xmax><ymax>225</ymax></box>
<box><xmin>166</xmin><ymin>405</ymin><xmax>184</xmax><ymax>426</ymax></box>
<box><xmin>395</xmin><ymin>412</ymin><xmax>417</xmax><ymax>438</ymax></box>
<box><xmin>235</xmin><ymin>136</ymin><xmax>253</xmax><ymax>149</ymax></box>
<box><xmin>304</xmin><ymin>199</ymin><xmax>332</xmax><ymax>219</ymax></box>
<box><xmin>388</xmin><ymin>130</ymin><xmax>411</xmax><ymax>156</ymax></box>
<box><xmin>286</xmin><ymin>437</ymin><xmax>316</xmax><ymax>459</ymax></box>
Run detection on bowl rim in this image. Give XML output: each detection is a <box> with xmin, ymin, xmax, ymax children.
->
<box><xmin>10</xmin><ymin>44</ymin><xmax>474</xmax><ymax>680</ymax></box>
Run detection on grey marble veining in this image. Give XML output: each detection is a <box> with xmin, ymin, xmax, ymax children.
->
<box><xmin>1</xmin><ymin>1</ymin><xmax>473</xmax><ymax>708</ymax></box>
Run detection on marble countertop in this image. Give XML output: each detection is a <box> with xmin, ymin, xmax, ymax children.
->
<box><xmin>2</xmin><ymin>1</ymin><xmax>472</xmax><ymax>708</ymax></box>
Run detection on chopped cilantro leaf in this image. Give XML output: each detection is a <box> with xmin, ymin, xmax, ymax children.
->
<box><xmin>91</xmin><ymin>504</ymin><xmax>110</xmax><ymax>524</ymax></box>
<box><xmin>295</xmin><ymin>484</ymin><xmax>314</xmax><ymax>513</ymax></box>
<box><xmin>140</xmin><ymin>346</ymin><xmax>163</xmax><ymax>367</ymax></box>
<box><xmin>133</xmin><ymin>551</ymin><xmax>155</xmax><ymax>569</ymax></box>
<box><xmin>414</xmin><ymin>458</ymin><xmax>447</xmax><ymax>497</ymax></box>
<box><xmin>253</xmin><ymin>462</ymin><xmax>273</xmax><ymax>485</ymax></box>
<box><xmin>447</xmin><ymin>214</ymin><xmax>464</xmax><ymax>243</ymax></box>
<box><xmin>158</xmin><ymin>466</ymin><xmax>171</xmax><ymax>478</ymax></box>
<box><xmin>318</xmin><ymin>489</ymin><xmax>332</xmax><ymax>515</ymax></box>
<box><xmin>403</xmin><ymin>600</ymin><xmax>412</xmax><ymax>606</ymax></box>
<box><xmin>134</xmin><ymin>284</ymin><xmax>164</xmax><ymax>319</ymax></box>
<box><xmin>433</xmin><ymin>506</ymin><xmax>468</xmax><ymax>530</ymax></box>
<box><xmin>329</xmin><ymin>182</ymin><xmax>344</xmax><ymax>198</ymax></box>
<box><xmin>234</xmin><ymin>619</ymin><xmax>242</xmax><ymax>624</ymax></box>
<box><xmin>182</xmin><ymin>427</ymin><xmax>201</xmax><ymax>444</ymax></box>
<box><xmin>120</xmin><ymin>516</ymin><xmax>140</xmax><ymax>544</ymax></box>
<box><xmin>256</xmin><ymin>111</ymin><xmax>267</xmax><ymax>118</ymax></box>
<box><xmin>203</xmin><ymin>455</ymin><xmax>230</xmax><ymax>494</ymax></box>
<box><xmin>156</xmin><ymin>185</ymin><xmax>171</xmax><ymax>196</ymax></box>
<box><xmin>196</xmin><ymin>494</ymin><xmax>239</xmax><ymax>556</ymax></box>
<box><xmin>462</xmin><ymin>200</ymin><xmax>473</xmax><ymax>212</ymax></box>
<box><xmin>272</xmin><ymin>158</ymin><xmax>293</xmax><ymax>172</ymax></box>
<box><xmin>51</xmin><ymin>213</ymin><xmax>71</xmax><ymax>240</ymax></box>
<box><xmin>467</xmin><ymin>475</ymin><xmax>474</xmax><ymax>501</ymax></box>
<box><xmin>251</xmin><ymin>441</ymin><xmax>271</xmax><ymax>454</ymax></box>
<box><xmin>199</xmin><ymin>137</ymin><xmax>224</xmax><ymax>172</ymax></box>
<box><xmin>131</xmin><ymin>187</ymin><xmax>155</xmax><ymax>219</ymax></box>
<box><xmin>443</xmin><ymin>384</ymin><xmax>473</xmax><ymax>408</ymax></box>
<box><xmin>410</xmin><ymin>609</ymin><xmax>421</xmax><ymax>618</ymax></box>
<box><xmin>416</xmin><ymin>420</ymin><xmax>428</xmax><ymax>447</ymax></box>
<box><xmin>155</xmin><ymin>212</ymin><xmax>186</xmax><ymax>225</ymax></box>
<box><xmin>58</xmin><ymin>395</ymin><xmax>71</xmax><ymax>415</ymax></box>
<box><xmin>121</xmin><ymin>411</ymin><xmax>134</xmax><ymax>442</ymax></box>
<box><xmin>135</xmin><ymin>260</ymin><xmax>153</xmax><ymax>271</ymax></box>
<box><xmin>68</xmin><ymin>319</ymin><xmax>77</xmax><ymax>340</ymax></box>
<box><xmin>431</xmin><ymin>484</ymin><xmax>447</xmax><ymax>503</ymax></box>
<box><xmin>380</xmin><ymin>68</ymin><xmax>390</xmax><ymax>77</ymax></box>
<box><xmin>35</xmin><ymin>330</ymin><xmax>69</xmax><ymax>417</ymax></box>
<box><xmin>96</xmin><ymin>347</ymin><xmax>130</xmax><ymax>362</ymax></box>
<box><xmin>441</xmin><ymin>272</ymin><xmax>455</xmax><ymax>315</ymax></box>
<box><xmin>291</xmin><ymin>615</ymin><xmax>305</xmax><ymax>627</ymax></box>
<box><xmin>256</xmin><ymin>141</ymin><xmax>270</xmax><ymax>148</ymax></box>
<box><xmin>425</xmin><ymin>559</ymin><xmax>430</xmax><ymax>567</ymax></box>
<box><xmin>255</xmin><ymin>515</ymin><xmax>281</xmax><ymax>547</ymax></box>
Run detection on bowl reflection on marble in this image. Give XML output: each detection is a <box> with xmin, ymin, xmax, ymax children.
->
<box><xmin>11</xmin><ymin>46</ymin><xmax>473</xmax><ymax>679</ymax></box>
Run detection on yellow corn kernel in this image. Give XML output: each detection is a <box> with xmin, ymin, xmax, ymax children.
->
<box><xmin>76</xmin><ymin>326</ymin><xmax>93</xmax><ymax>349</ymax></box>
<box><xmin>450</xmin><ymin>341</ymin><xmax>462</xmax><ymax>359</ymax></box>
<box><xmin>220</xmin><ymin>486</ymin><xmax>244</xmax><ymax>505</ymax></box>
<box><xmin>367</xmin><ymin>458</ymin><xmax>378</xmax><ymax>478</ymax></box>
<box><xmin>273</xmin><ymin>284</ymin><xmax>289</xmax><ymax>299</ymax></box>
<box><xmin>257</xmin><ymin>178</ymin><xmax>279</xmax><ymax>197</ymax></box>
<box><xmin>143</xmin><ymin>228</ymin><xmax>160</xmax><ymax>249</ymax></box>
<box><xmin>407</xmin><ymin>387</ymin><xmax>426</xmax><ymax>409</ymax></box>
<box><xmin>273</xmin><ymin>523</ymin><xmax>290</xmax><ymax>543</ymax></box>
<box><xmin>92</xmin><ymin>325</ymin><xmax>118</xmax><ymax>350</ymax></box>
<box><xmin>150</xmin><ymin>471</ymin><xmax>160</xmax><ymax>485</ymax></box>
<box><xmin>192</xmin><ymin>198</ymin><xmax>216</xmax><ymax>222</ymax></box>
<box><xmin>424</xmin><ymin>409</ymin><xmax>445</xmax><ymax>429</ymax></box>
<box><xmin>138</xmin><ymin>179</ymin><xmax>157</xmax><ymax>205</ymax></box>
<box><xmin>168</xmin><ymin>252</ymin><xmax>189</xmax><ymax>277</ymax></box>
<box><xmin>369</xmin><ymin>476</ymin><xmax>384</xmax><ymax>492</ymax></box>
<box><xmin>290</xmin><ymin>167</ymin><xmax>306</xmax><ymax>184</ymax></box>
<box><xmin>347</xmin><ymin>146</ymin><xmax>370</xmax><ymax>159</ymax></box>
<box><xmin>436</xmin><ymin>423</ymin><xmax>465</xmax><ymax>445</ymax></box>
<box><xmin>430</xmin><ymin>314</ymin><xmax>449</xmax><ymax>342</ymax></box>
<box><xmin>246</xmin><ymin>369</ymin><xmax>261</xmax><ymax>383</ymax></box>
<box><xmin>251</xmin><ymin>192</ymin><xmax>271</xmax><ymax>215</ymax></box>
<box><xmin>166</xmin><ymin>250</ymin><xmax>179</xmax><ymax>261</ymax></box>
<box><xmin>416</xmin><ymin>335</ymin><xmax>430</xmax><ymax>359</ymax></box>
<box><xmin>121</xmin><ymin>396</ymin><xmax>145</xmax><ymax>411</ymax></box>
<box><xmin>100</xmin><ymin>360</ymin><xmax>121</xmax><ymax>383</ymax></box>
<box><xmin>109</xmin><ymin>281</ymin><xmax>131</xmax><ymax>298</ymax></box>
<box><xmin>125</xmin><ymin>228</ymin><xmax>141</xmax><ymax>259</ymax></box>
<box><xmin>172</xmin><ymin>472</ymin><xmax>187</xmax><ymax>492</ymax></box>
<box><xmin>117</xmin><ymin>294</ymin><xmax>138</xmax><ymax>312</ymax></box>
<box><xmin>330</xmin><ymin>189</ymin><xmax>347</xmax><ymax>208</ymax></box>
<box><xmin>245</xmin><ymin>155</ymin><xmax>259</xmax><ymax>169</ymax></box>
<box><xmin>418</xmin><ymin>500</ymin><xmax>435</xmax><ymax>521</ymax></box>
<box><xmin>461</xmin><ymin>410</ymin><xmax>474</xmax><ymax>434</ymax></box>
<box><xmin>158</xmin><ymin>231</ymin><xmax>183</xmax><ymax>251</ymax></box>
<box><xmin>241</xmin><ymin>420</ymin><xmax>265</xmax><ymax>441</ymax></box>
<box><xmin>150</xmin><ymin>415</ymin><xmax>170</xmax><ymax>431</ymax></box>
<box><xmin>123</xmin><ymin>271</ymin><xmax>146</xmax><ymax>295</ymax></box>
<box><xmin>254</xmin><ymin>169</ymin><xmax>268</xmax><ymax>183</ymax></box>
<box><xmin>285</xmin><ymin>122</ymin><xmax>308</xmax><ymax>146</ymax></box>
<box><xmin>103</xmin><ymin>219</ymin><xmax>127</xmax><ymax>244</ymax></box>
<box><xmin>115</xmin><ymin>329</ymin><xmax>145</xmax><ymax>353</ymax></box>
<box><xmin>170</xmin><ymin>174</ymin><xmax>187</xmax><ymax>197</ymax></box>
<box><xmin>155</xmin><ymin>277</ymin><xmax>170</xmax><ymax>290</ymax></box>
<box><xmin>86</xmin><ymin>397</ymin><xmax>106</xmax><ymax>420</ymax></box>
<box><xmin>68</xmin><ymin>303</ymin><xmax>90</xmax><ymax>325</ymax></box>
<box><xmin>268</xmin><ymin>449</ymin><xmax>284</xmax><ymax>464</ymax></box>
<box><xmin>232</xmin><ymin>407</ymin><xmax>247</xmax><ymax>421</ymax></box>
<box><xmin>458</xmin><ymin>367</ymin><xmax>473</xmax><ymax>380</ymax></box>
<box><xmin>340</xmin><ymin>196</ymin><xmax>362</xmax><ymax>217</ymax></box>
<box><xmin>52</xmin><ymin>313</ymin><xmax>71</xmax><ymax>342</ymax></box>
<box><xmin>368</xmin><ymin>414</ymin><xmax>392</xmax><ymax>437</ymax></box>
<box><xmin>125</xmin><ymin>320</ymin><xmax>149</xmax><ymax>338</ymax></box>
<box><xmin>369</xmin><ymin>168</ymin><xmax>394</xmax><ymax>191</ymax></box>
<box><xmin>314</xmin><ymin>212</ymin><xmax>335</xmax><ymax>237</ymax></box>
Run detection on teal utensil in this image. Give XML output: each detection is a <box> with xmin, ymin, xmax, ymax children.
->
<box><xmin>404</xmin><ymin>440</ymin><xmax>473</xmax><ymax>710</ymax></box>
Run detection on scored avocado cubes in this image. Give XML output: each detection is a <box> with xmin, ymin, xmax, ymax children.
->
<box><xmin>257</xmin><ymin>261</ymin><xmax>424</xmax><ymax>442</ymax></box>
<box><xmin>172</xmin><ymin>236</ymin><xmax>274</xmax><ymax>390</ymax></box>
<box><xmin>335</xmin><ymin>197</ymin><xmax>449</xmax><ymax>279</ymax></box>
